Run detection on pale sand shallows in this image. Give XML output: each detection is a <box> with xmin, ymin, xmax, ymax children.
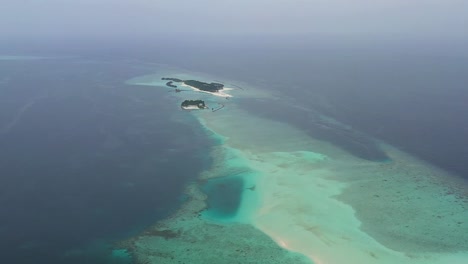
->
<box><xmin>126</xmin><ymin>69</ymin><xmax>468</xmax><ymax>264</ymax></box>
<box><xmin>197</xmin><ymin>98</ymin><xmax>468</xmax><ymax>264</ymax></box>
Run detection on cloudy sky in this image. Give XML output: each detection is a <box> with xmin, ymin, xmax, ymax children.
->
<box><xmin>1</xmin><ymin>0</ymin><xmax>467</xmax><ymax>41</ymax></box>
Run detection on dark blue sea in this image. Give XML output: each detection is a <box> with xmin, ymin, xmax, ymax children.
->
<box><xmin>0</xmin><ymin>58</ymin><xmax>213</xmax><ymax>263</ymax></box>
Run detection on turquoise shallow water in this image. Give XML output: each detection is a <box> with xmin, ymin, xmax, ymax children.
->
<box><xmin>124</xmin><ymin>66</ymin><xmax>468</xmax><ymax>264</ymax></box>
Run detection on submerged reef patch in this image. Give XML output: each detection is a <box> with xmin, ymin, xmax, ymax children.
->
<box><xmin>201</xmin><ymin>175</ymin><xmax>244</xmax><ymax>220</ymax></box>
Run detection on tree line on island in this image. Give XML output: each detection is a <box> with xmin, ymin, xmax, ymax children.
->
<box><xmin>162</xmin><ymin>77</ymin><xmax>224</xmax><ymax>92</ymax></box>
<box><xmin>181</xmin><ymin>100</ymin><xmax>206</xmax><ymax>109</ymax></box>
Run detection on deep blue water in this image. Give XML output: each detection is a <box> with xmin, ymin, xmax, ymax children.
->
<box><xmin>0</xmin><ymin>59</ymin><xmax>212</xmax><ymax>264</ymax></box>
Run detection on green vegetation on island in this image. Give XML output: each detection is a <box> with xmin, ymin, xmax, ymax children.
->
<box><xmin>162</xmin><ymin>77</ymin><xmax>224</xmax><ymax>92</ymax></box>
<box><xmin>162</xmin><ymin>77</ymin><xmax>183</xmax><ymax>82</ymax></box>
<box><xmin>181</xmin><ymin>100</ymin><xmax>206</xmax><ymax>109</ymax></box>
<box><xmin>166</xmin><ymin>81</ymin><xmax>177</xmax><ymax>88</ymax></box>
<box><xmin>183</xmin><ymin>80</ymin><xmax>224</xmax><ymax>92</ymax></box>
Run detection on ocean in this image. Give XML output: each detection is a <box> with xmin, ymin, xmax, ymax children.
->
<box><xmin>1</xmin><ymin>39</ymin><xmax>467</xmax><ymax>263</ymax></box>
<box><xmin>0</xmin><ymin>58</ymin><xmax>213</xmax><ymax>263</ymax></box>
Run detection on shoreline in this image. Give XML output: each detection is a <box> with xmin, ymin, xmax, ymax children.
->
<box><xmin>181</xmin><ymin>105</ymin><xmax>207</xmax><ymax>110</ymax></box>
<box><xmin>180</xmin><ymin>83</ymin><xmax>234</xmax><ymax>98</ymax></box>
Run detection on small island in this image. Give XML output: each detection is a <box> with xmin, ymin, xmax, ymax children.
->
<box><xmin>162</xmin><ymin>78</ymin><xmax>224</xmax><ymax>92</ymax></box>
<box><xmin>181</xmin><ymin>100</ymin><xmax>207</xmax><ymax>110</ymax></box>
<box><xmin>166</xmin><ymin>81</ymin><xmax>178</xmax><ymax>88</ymax></box>
<box><xmin>162</xmin><ymin>78</ymin><xmax>183</xmax><ymax>88</ymax></box>
<box><xmin>162</xmin><ymin>77</ymin><xmax>184</xmax><ymax>83</ymax></box>
<box><xmin>183</xmin><ymin>80</ymin><xmax>224</xmax><ymax>92</ymax></box>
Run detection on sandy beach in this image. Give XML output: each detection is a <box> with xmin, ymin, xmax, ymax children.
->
<box><xmin>180</xmin><ymin>83</ymin><xmax>234</xmax><ymax>98</ymax></box>
<box><xmin>181</xmin><ymin>105</ymin><xmax>205</xmax><ymax>110</ymax></box>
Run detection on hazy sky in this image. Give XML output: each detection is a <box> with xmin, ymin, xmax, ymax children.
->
<box><xmin>2</xmin><ymin>0</ymin><xmax>468</xmax><ymax>41</ymax></box>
